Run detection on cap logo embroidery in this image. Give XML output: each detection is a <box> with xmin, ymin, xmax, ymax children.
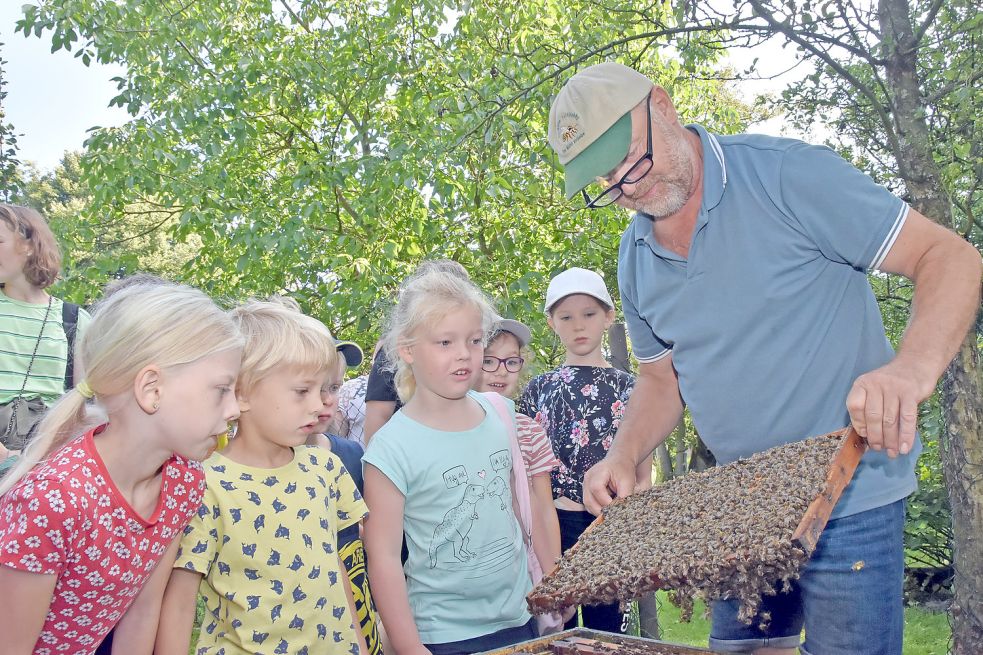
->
<box><xmin>556</xmin><ymin>112</ymin><xmax>585</xmax><ymax>155</ymax></box>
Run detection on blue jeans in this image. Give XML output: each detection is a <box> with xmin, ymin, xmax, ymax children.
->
<box><xmin>709</xmin><ymin>499</ymin><xmax>905</xmax><ymax>654</ymax></box>
<box><xmin>424</xmin><ymin>619</ymin><xmax>536</xmax><ymax>655</ymax></box>
<box><xmin>557</xmin><ymin>509</ymin><xmax>629</xmax><ymax>634</ymax></box>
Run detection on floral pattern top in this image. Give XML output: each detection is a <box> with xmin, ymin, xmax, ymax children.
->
<box><xmin>519</xmin><ymin>365</ymin><xmax>635</xmax><ymax>504</ymax></box>
<box><xmin>336</xmin><ymin>374</ymin><xmax>369</xmax><ymax>446</ymax></box>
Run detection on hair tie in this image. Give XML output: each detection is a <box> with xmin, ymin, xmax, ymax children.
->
<box><xmin>77</xmin><ymin>380</ymin><xmax>95</xmax><ymax>399</ymax></box>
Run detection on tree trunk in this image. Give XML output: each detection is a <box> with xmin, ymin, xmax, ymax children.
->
<box><xmin>607</xmin><ymin>322</ymin><xmax>632</xmax><ymax>375</ymax></box>
<box><xmin>655</xmin><ymin>443</ymin><xmax>674</xmax><ymax>483</ymax></box>
<box><xmin>637</xmin><ymin>592</ymin><xmax>661</xmax><ymax>640</ymax></box>
<box><xmin>879</xmin><ymin>0</ymin><xmax>983</xmax><ymax>649</ymax></box>
<box><xmin>940</xmin><ymin>331</ymin><xmax>983</xmax><ymax>652</ymax></box>
<box><xmin>606</xmin><ymin>321</ymin><xmax>660</xmax><ymax>637</ymax></box>
<box><xmin>673</xmin><ymin>418</ymin><xmax>688</xmax><ymax>476</ymax></box>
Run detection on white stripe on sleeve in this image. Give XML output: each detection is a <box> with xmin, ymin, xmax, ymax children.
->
<box><xmin>870</xmin><ymin>203</ymin><xmax>909</xmax><ymax>271</ymax></box>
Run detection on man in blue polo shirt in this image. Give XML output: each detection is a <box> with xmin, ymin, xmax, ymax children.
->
<box><xmin>547</xmin><ymin>62</ymin><xmax>981</xmax><ymax>654</ymax></box>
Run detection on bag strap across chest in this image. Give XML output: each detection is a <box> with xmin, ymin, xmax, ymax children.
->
<box><xmin>61</xmin><ymin>301</ymin><xmax>80</xmax><ymax>391</ymax></box>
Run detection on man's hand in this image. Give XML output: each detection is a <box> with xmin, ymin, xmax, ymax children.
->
<box><xmin>857</xmin><ymin>207</ymin><xmax>983</xmax><ymax>458</ymax></box>
<box><xmin>582</xmin><ymin>452</ymin><xmax>640</xmax><ymax>516</ymax></box>
<box><xmin>846</xmin><ymin>358</ymin><xmax>935</xmax><ymax>458</ymax></box>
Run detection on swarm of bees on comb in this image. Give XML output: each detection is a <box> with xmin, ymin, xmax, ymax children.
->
<box><xmin>528</xmin><ymin>434</ymin><xmax>847</xmax><ymax>627</ymax></box>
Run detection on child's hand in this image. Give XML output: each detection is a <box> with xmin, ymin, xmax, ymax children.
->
<box><xmin>560</xmin><ymin>606</ymin><xmax>577</xmax><ymax>623</ymax></box>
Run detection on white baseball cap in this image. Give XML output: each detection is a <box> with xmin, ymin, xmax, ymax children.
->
<box><xmin>547</xmin><ymin>62</ymin><xmax>654</xmax><ymax>199</ymax></box>
<box><xmin>544</xmin><ymin>267</ymin><xmax>614</xmax><ymax>313</ymax></box>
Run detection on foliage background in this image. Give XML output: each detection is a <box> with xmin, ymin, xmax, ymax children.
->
<box><xmin>4</xmin><ymin>0</ymin><xmax>980</xmax><ymax>625</ymax></box>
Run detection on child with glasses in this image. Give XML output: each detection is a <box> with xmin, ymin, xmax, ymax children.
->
<box><xmin>472</xmin><ymin>319</ymin><xmax>566</xmax><ymax>634</ymax></box>
<box><xmin>518</xmin><ymin>268</ymin><xmax>635</xmax><ymax>634</ymax></box>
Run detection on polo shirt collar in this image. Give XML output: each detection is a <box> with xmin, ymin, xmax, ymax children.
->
<box><xmin>631</xmin><ymin>124</ymin><xmax>727</xmax><ymax>254</ymax></box>
<box><xmin>691</xmin><ymin>124</ymin><xmax>727</xmax><ymax>212</ymax></box>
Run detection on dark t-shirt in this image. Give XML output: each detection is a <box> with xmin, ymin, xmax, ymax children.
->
<box><xmin>327</xmin><ymin>433</ymin><xmax>365</xmax><ymax>547</ymax></box>
<box><xmin>325</xmin><ymin>434</ymin><xmax>383</xmax><ymax>655</ymax></box>
<box><xmin>365</xmin><ymin>349</ymin><xmax>401</xmax><ymax>408</ymax></box>
<box><xmin>519</xmin><ymin>365</ymin><xmax>635</xmax><ymax>504</ymax></box>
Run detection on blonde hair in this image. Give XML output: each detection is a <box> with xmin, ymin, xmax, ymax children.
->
<box><xmin>264</xmin><ymin>294</ymin><xmax>302</xmax><ymax>312</ymax></box>
<box><xmin>382</xmin><ymin>270</ymin><xmax>497</xmax><ymax>402</ymax></box>
<box><xmin>0</xmin><ymin>282</ymin><xmax>243</xmax><ymax>495</ymax></box>
<box><xmin>0</xmin><ymin>204</ymin><xmax>62</xmax><ymax>289</ymax></box>
<box><xmin>231</xmin><ymin>300</ymin><xmax>338</xmax><ymax>394</ymax></box>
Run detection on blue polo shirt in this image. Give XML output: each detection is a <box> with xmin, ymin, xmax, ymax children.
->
<box><xmin>618</xmin><ymin>125</ymin><xmax>919</xmax><ymax>519</ymax></box>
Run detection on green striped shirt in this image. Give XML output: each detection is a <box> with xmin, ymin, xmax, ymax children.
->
<box><xmin>0</xmin><ymin>291</ymin><xmax>91</xmax><ymax>405</ymax></box>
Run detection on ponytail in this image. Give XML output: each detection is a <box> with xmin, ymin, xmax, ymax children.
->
<box><xmin>393</xmin><ymin>365</ymin><xmax>417</xmax><ymax>404</ymax></box>
<box><xmin>0</xmin><ymin>281</ymin><xmax>242</xmax><ymax>496</ymax></box>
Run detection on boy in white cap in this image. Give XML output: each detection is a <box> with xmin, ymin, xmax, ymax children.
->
<box><xmin>518</xmin><ymin>267</ymin><xmax>635</xmax><ymax>634</ymax></box>
<box><xmin>548</xmin><ymin>61</ymin><xmax>982</xmax><ymax>654</ymax></box>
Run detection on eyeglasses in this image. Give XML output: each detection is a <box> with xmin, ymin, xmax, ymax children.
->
<box><xmin>320</xmin><ymin>383</ymin><xmax>342</xmax><ymax>397</ymax></box>
<box><xmin>581</xmin><ymin>101</ymin><xmax>653</xmax><ymax>209</ymax></box>
<box><xmin>481</xmin><ymin>356</ymin><xmax>525</xmax><ymax>373</ymax></box>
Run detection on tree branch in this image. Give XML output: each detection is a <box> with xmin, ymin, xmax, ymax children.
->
<box><xmin>746</xmin><ymin>0</ymin><xmax>902</xmax><ymax>157</ymax></box>
<box><xmin>910</xmin><ymin>0</ymin><xmax>946</xmax><ymax>49</ymax></box>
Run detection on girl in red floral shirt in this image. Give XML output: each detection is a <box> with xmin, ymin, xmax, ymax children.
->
<box><xmin>0</xmin><ymin>281</ymin><xmax>243</xmax><ymax>655</ymax></box>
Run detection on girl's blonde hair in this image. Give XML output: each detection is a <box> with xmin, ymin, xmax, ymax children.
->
<box><xmin>382</xmin><ymin>269</ymin><xmax>497</xmax><ymax>402</ymax></box>
<box><xmin>231</xmin><ymin>300</ymin><xmax>338</xmax><ymax>394</ymax></box>
<box><xmin>0</xmin><ymin>282</ymin><xmax>244</xmax><ymax>495</ymax></box>
<box><xmin>0</xmin><ymin>204</ymin><xmax>62</xmax><ymax>289</ymax></box>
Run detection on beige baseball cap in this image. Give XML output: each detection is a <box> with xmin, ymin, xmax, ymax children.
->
<box><xmin>548</xmin><ymin>62</ymin><xmax>654</xmax><ymax>199</ymax></box>
<box><xmin>492</xmin><ymin>318</ymin><xmax>532</xmax><ymax>348</ymax></box>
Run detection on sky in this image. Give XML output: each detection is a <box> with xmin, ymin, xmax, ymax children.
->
<box><xmin>2</xmin><ymin>3</ymin><xmax>808</xmax><ymax>174</ymax></box>
<box><xmin>2</xmin><ymin>3</ymin><xmax>129</xmax><ymax>172</ymax></box>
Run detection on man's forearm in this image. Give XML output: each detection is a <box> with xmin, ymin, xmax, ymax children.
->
<box><xmin>896</xmin><ymin>238</ymin><xmax>981</xmax><ymax>385</ymax></box>
<box><xmin>608</xmin><ymin>361</ymin><xmax>684</xmax><ymax>466</ymax></box>
<box><xmin>363</xmin><ymin>401</ymin><xmax>396</xmax><ymax>444</ymax></box>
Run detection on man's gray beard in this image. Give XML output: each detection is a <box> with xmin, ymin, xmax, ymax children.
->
<box><xmin>635</xmin><ymin>126</ymin><xmax>695</xmax><ymax>220</ymax></box>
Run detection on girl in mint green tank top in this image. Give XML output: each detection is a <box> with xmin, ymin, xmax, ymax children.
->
<box><xmin>363</xmin><ymin>268</ymin><xmax>535</xmax><ymax>655</ymax></box>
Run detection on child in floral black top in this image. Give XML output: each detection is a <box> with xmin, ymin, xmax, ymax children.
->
<box><xmin>518</xmin><ymin>268</ymin><xmax>634</xmax><ymax>634</ymax></box>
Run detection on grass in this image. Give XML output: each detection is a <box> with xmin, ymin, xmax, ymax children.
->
<box><xmin>186</xmin><ymin>590</ymin><xmax>949</xmax><ymax>654</ymax></box>
<box><xmin>638</xmin><ymin>591</ymin><xmax>950</xmax><ymax>654</ymax></box>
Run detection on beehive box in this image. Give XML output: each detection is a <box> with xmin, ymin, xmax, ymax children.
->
<box><xmin>479</xmin><ymin>628</ymin><xmax>712</xmax><ymax>655</ymax></box>
<box><xmin>528</xmin><ymin>428</ymin><xmax>866</xmax><ymax>624</ymax></box>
